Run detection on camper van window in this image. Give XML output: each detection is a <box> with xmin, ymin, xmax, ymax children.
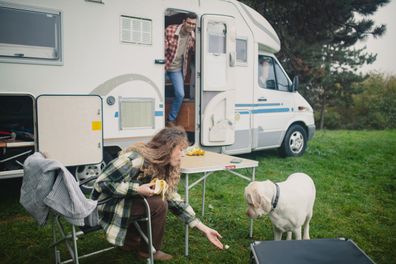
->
<box><xmin>208</xmin><ymin>22</ymin><xmax>226</xmax><ymax>54</ymax></box>
<box><xmin>274</xmin><ymin>63</ymin><xmax>290</xmax><ymax>92</ymax></box>
<box><xmin>236</xmin><ymin>38</ymin><xmax>248</xmax><ymax>63</ymax></box>
<box><xmin>258</xmin><ymin>55</ymin><xmax>276</xmax><ymax>89</ymax></box>
<box><xmin>120</xmin><ymin>16</ymin><xmax>152</xmax><ymax>45</ymax></box>
<box><xmin>0</xmin><ymin>4</ymin><xmax>61</xmax><ymax>63</ymax></box>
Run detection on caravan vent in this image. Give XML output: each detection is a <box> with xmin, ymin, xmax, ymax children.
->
<box><xmin>119</xmin><ymin>98</ymin><xmax>154</xmax><ymax>129</ymax></box>
<box><xmin>120</xmin><ymin>16</ymin><xmax>152</xmax><ymax>45</ymax></box>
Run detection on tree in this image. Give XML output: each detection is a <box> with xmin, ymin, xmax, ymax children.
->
<box><xmin>242</xmin><ymin>0</ymin><xmax>389</xmax><ymax>129</ymax></box>
<box><xmin>352</xmin><ymin>74</ymin><xmax>396</xmax><ymax>129</ymax></box>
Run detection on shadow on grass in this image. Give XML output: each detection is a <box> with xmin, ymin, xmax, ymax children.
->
<box><xmin>233</xmin><ymin>149</ymin><xmax>281</xmax><ymax>161</ymax></box>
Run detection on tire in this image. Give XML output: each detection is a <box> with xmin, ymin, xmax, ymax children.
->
<box><xmin>280</xmin><ymin>124</ymin><xmax>307</xmax><ymax>157</ymax></box>
<box><xmin>74</xmin><ymin>151</ymin><xmax>113</xmax><ymax>192</ymax></box>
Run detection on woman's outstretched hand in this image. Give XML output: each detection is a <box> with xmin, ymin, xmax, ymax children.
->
<box><xmin>196</xmin><ymin>223</ymin><xmax>224</xmax><ymax>249</ymax></box>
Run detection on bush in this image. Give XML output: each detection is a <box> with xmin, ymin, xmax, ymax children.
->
<box><xmin>352</xmin><ymin>74</ymin><xmax>396</xmax><ymax>129</ymax></box>
<box><xmin>320</xmin><ymin>73</ymin><xmax>396</xmax><ymax>130</ymax></box>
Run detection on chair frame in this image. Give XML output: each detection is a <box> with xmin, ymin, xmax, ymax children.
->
<box><xmin>50</xmin><ymin>176</ymin><xmax>155</xmax><ymax>264</ymax></box>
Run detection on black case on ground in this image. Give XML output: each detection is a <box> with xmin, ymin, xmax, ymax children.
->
<box><xmin>250</xmin><ymin>238</ymin><xmax>375</xmax><ymax>264</ymax></box>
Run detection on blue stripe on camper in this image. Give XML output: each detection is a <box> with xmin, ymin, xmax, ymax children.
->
<box><xmin>235</xmin><ymin>103</ymin><xmax>281</xmax><ymax>107</ymax></box>
<box><xmin>114</xmin><ymin>111</ymin><xmax>119</xmax><ymax>118</ymax></box>
<box><xmin>155</xmin><ymin>111</ymin><xmax>163</xmax><ymax>117</ymax></box>
<box><xmin>251</xmin><ymin>108</ymin><xmax>290</xmax><ymax>114</ymax></box>
<box><xmin>237</xmin><ymin>108</ymin><xmax>290</xmax><ymax>115</ymax></box>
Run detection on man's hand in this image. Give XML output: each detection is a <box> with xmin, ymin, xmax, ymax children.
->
<box><xmin>136</xmin><ymin>182</ymin><xmax>155</xmax><ymax>197</ymax></box>
<box><xmin>196</xmin><ymin>223</ymin><xmax>224</xmax><ymax>249</ymax></box>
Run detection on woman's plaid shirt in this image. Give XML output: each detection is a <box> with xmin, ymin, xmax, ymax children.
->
<box><xmin>91</xmin><ymin>151</ymin><xmax>201</xmax><ymax>246</ymax></box>
<box><xmin>165</xmin><ymin>24</ymin><xmax>195</xmax><ymax>76</ymax></box>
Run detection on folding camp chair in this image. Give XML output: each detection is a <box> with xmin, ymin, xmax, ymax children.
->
<box><xmin>50</xmin><ymin>175</ymin><xmax>156</xmax><ymax>264</ymax></box>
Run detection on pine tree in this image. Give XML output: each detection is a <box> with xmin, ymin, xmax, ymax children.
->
<box><xmin>242</xmin><ymin>0</ymin><xmax>388</xmax><ymax>129</ymax></box>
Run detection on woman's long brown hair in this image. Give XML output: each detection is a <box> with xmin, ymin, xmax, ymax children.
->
<box><xmin>121</xmin><ymin>126</ymin><xmax>188</xmax><ymax>192</ymax></box>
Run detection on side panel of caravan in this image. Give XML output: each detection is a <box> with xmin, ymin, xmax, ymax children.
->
<box><xmin>0</xmin><ymin>0</ymin><xmax>168</xmax><ymax>178</ymax></box>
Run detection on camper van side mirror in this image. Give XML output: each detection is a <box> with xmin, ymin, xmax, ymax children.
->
<box><xmin>290</xmin><ymin>75</ymin><xmax>299</xmax><ymax>92</ymax></box>
<box><xmin>266</xmin><ymin>80</ymin><xmax>276</xmax><ymax>90</ymax></box>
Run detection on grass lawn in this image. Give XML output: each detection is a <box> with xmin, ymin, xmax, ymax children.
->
<box><xmin>0</xmin><ymin>130</ymin><xmax>395</xmax><ymax>264</ymax></box>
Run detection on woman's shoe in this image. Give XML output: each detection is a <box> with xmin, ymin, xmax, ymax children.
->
<box><xmin>119</xmin><ymin>238</ymin><xmax>140</xmax><ymax>252</ymax></box>
<box><xmin>138</xmin><ymin>250</ymin><xmax>173</xmax><ymax>261</ymax></box>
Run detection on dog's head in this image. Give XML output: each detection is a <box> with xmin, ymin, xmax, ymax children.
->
<box><xmin>244</xmin><ymin>180</ymin><xmax>274</xmax><ymax>219</ymax></box>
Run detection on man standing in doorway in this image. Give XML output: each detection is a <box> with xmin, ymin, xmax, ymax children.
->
<box><xmin>165</xmin><ymin>13</ymin><xmax>197</xmax><ymax>126</ymax></box>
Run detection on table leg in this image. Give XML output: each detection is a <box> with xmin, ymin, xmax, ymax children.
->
<box><xmin>185</xmin><ymin>173</ymin><xmax>189</xmax><ymax>256</ymax></box>
<box><xmin>201</xmin><ymin>172</ymin><xmax>207</xmax><ymax>217</ymax></box>
<box><xmin>249</xmin><ymin>167</ymin><xmax>256</xmax><ymax>238</ymax></box>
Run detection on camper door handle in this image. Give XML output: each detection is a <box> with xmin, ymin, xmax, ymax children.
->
<box><xmin>154</xmin><ymin>59</ymin><xmax>166</xmax><ymax>64</ymax></box>
<box><xmin>258</xmin><ymin>97</ymin><xmax>267</xmax><ymax>102</ymax></box>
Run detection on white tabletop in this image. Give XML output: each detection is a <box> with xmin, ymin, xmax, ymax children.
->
<box><xmin>180</xmin><ymin>151</ymin><xmax>258</xmax><ymax>174</ymax></box>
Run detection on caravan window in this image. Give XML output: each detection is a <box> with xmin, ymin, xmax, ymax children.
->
<box><xmin>0</xmin><ymin>4</ymin><xmax>62</xmax><ymax>64</ymax></box>
<box><xmin>258</xmin><ymin>55</ymin><xmax>291</xmax><ymax>92</ymax></box>
<box><xmin>207</xmin><ymin>22</ymin><xmax>226</xmax><ymax>54</ymax></box>
<box><xmin>121</xmin><ymin>16</ymin><xmax>152</xmax><ymax>45</ymax></box>
<box><xmin>274</xmin><ymin>62</ymin><xmax>290</xmax><ymax>91</ymax></box>
<box><xmin>236</xmin><ymin>38</ymin><xmax>248</xmax><ymax>64</ymax></box>
<box><xmin>258</xmin><ymin>56</ymin><xmax>276</xmax><ymax>89</ymax></box>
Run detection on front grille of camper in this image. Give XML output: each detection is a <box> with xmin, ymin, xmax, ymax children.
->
<box><xmin>119</xmin><ymin>98</ymin><xmax>154</xmax><ymax>129</ymax></box>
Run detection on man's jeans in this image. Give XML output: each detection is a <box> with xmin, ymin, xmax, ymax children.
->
<box><xmin>166</xmin><ymin>70</ymin><xmax>184</xmax><ymax>121</ymax></box>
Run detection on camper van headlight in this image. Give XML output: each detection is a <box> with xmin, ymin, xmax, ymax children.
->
<box><xmin>298</xmin><ymin>106</ymin><xmax>312</xmax><ymax>112</ymax></box>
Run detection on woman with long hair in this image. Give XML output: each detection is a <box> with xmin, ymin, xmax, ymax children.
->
<box><xmin>92</xmin><ymin>126</ymin><xmax>223</xmax><ymax>261</ymax></box>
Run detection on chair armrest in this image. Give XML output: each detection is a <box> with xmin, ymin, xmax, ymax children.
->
<box><xmin>79</xmin><ymin>175</ymin><xmax>98</xmax><ymax>186</ymax></box>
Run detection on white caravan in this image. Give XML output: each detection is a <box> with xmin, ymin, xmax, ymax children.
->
<box><xmin>0</xmin><ymin>0</ymin><xmax>315</xmax><ymax>180</ymax></box>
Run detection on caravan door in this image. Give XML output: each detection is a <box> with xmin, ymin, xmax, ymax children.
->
<box><xmin>36</xmin><ymin>95</ymin><xmax>103</xmax><ymax>166</ymax></box>
<box><xmin>200</xmin><ymin>15</ymin><xmax>236</xmax><ymax>146</ymax></box>
<box><xmin>253</xmin><ymin>54</ymin><xmax>295</xmax><ymax>149</ymax></box>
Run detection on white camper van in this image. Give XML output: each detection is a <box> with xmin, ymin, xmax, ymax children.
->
<box><xmin>0</xmin><ymin>0</ymin><xmax>315</xmax><ymax>180</ymax></box>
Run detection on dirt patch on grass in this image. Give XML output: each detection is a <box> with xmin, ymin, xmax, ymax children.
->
<box><xmin>0</xmin><ymin>214</ymin><xmax>33</xmax><ymax>225</ymax></box>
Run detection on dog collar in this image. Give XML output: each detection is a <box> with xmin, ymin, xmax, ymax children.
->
<box><xmin>271</xmin><ymin>183</ymin><xmax>280</xmax><ymax>212</ymax></box>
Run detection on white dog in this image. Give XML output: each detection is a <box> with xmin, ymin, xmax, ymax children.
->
<box><xmin>244</xmin><ymin>173</ymin><xmax>316</xmax><ymax>240</ymax></box>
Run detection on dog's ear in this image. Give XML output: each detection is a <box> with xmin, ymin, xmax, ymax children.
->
<box><xmin>260</xmin><ymin>195</ymin><xmax>272</xmax><ymax>213</ymax></box>
<box><xmin>245</xmin><ymin>181</ymin><xmax>272</xmax><ymax>213</ymax></box>
<box><xmin>257</xmin><ymin>181</ymin><xmax>273</xmax><ymax>213</ymax></box>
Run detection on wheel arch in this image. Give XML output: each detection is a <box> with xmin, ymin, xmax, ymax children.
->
<box><xmin>282</xmin><ymin>120</ymin><xmax>308</xmax><ymax>142</ymax></box>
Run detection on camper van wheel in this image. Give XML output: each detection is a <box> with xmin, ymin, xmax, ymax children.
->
<box><xmin>280</xmin><ymin>124</ymin><xmax>307</xmax><ymax>157</ymax></box>
<box><xmin>74</xmin><ymin>151</ymin><xmax>114</xmax><ymax>191</ymax></box>
<box><xmin>74</xmin><ymin>162</ymin><xmax>106</xmax><ymax>192</ymax></box>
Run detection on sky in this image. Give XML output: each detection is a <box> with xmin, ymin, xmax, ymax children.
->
<box><xmin>357</xmin><ymin>0</ymin><xmax>396</xmax><ymax>75</ymax></box>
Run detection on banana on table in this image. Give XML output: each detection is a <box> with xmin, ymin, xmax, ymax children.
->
<box><xmin>186</xmin><ymin>147</ymin><xmax>205</xmax><ymax>156</ymax></box>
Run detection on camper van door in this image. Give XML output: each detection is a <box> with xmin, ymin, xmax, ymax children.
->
<box><xmin>36</xmin><ymin>95</ymin><xmax>103</xmax><ymax>166</ymax></box>
<box><xmin>253</xmin><ymin>55</ymin><xmax>295</xmax><ymax>149</ymax></box>
<box><xmin>200</xmin><ymin>14</ymin><xmax>236</xmax><ymax>146</ymax></box>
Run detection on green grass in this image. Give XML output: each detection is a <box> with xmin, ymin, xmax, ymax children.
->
<box><xmin>0</xmin><ymin>130</ymin><xmax>395</xmax><ymax>264</ymax></box>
